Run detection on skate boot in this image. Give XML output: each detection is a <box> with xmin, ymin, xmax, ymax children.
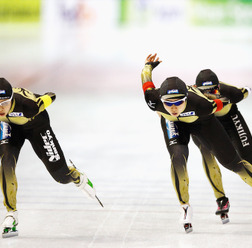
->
<box><xmin>68</xmin><ymin>161</ymin><xmax>103</xmax><ymax>207</ymax></box>
<box><xmin>76</xmin><ymin>172</ymin><xmax>96</xmax><ymax>199</ymax></box>
<box><xmin>68</xmin><ymin>164</ymin><xmax>96</xmax><ymax>198</ymax></box>
<box><xmin>2</xmin><ymin>211</ymin><xmax>18</xmax><ymax>238</ymax></box>
<box><xmin>180</xmin><ymin>204</ymin><xmax>193</xmax><ymax>233</ymax></box>
<box><xmin>215</xmin><ymin>196</ymin><xmax>230</xmax><ymax>224</ymax></box>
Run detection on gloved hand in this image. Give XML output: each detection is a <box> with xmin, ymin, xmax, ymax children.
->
<box><xmin>145</xmin><ymin>53</ymin><xmax>162</xmax><ymax>69</ymax></box>
<box><xmin>244</xmin><ymin>86</ymin><xmax>251</xmax><ymax>95</ymax></box>
<box><xmin>45</xmin><ymin>92</ymin><xmax>56</xmax><ymax>102</ymax></box>
<box><xmin>145</xmin><ymin>61</ymin><xmax>161</xmax><ymax>69</ymax></box>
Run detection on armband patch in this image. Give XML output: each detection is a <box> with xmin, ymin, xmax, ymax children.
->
<box><xmin>8</xmin><ymin>112</ymin><xmax>24</xmax><ymax>117</ymax></box>
<box><xmin>142</xmin><ymin>81</ymin><xmax>155</xmax><ymax>93</ymax></box>
<box><xmin>39</xmin><ymin>95</ymin><xmax>52</xmax><ymax>109</ymax></box>
<box><xmin>214</xmin><ymin>99</ymin><xmax>223</xmax><ymax>112</ymax></box>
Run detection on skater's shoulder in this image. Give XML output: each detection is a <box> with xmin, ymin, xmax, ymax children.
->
<box><xmin>13</xmin><ymin>87</ymin><xmax>37</xmax><ymax>101</ymax></box>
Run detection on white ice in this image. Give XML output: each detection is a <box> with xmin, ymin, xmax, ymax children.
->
<box><xmin>0</xmin><ymin>94</ymin><xmax>252</xmax><ymax>248</ymax></box>
<box><xmin>0</xmin><ymin>1</ymin><xmax>252</xmax><ymax>246</ymax></box>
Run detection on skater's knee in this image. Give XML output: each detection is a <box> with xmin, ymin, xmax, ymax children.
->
<box><xmin>170</xmin><ymin>147</ymin><xmax>188</xmax><ymax>164</ymax></box>
<box><xmin>52</xmin><ymin>174</ymin><xmax>71</xmax><ymax>184</ymax></box>
<box><xmin>49</xmin><ymin>166</ymin><xmax>72</xmax><ymax>184</ymax></box>
<box><xmin>242</xmin><ymin>154</ymin><xmax>252</xmax><ymax>165</ymax></box>
<box><xmin>1</xmin><ymin>154</ymin><xmax>16</xmax><ymax>166</ymax></box>
<box><xmin>0</xmin><ymin>155</ymin><xmax>16</xmax><ymax>175</ymax></box>
<box><xmin>222</xmin><ymin>155</ymin><xmax>244</xmax><ymax>173</ymax></box>
<box><xmin>171</xmin><ymin>154</ymin><xmax>187</xmax><ymax>170</ymax></box>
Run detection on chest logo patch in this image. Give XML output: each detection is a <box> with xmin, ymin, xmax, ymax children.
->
<box><xmin>179</xmin><ymin>111</ymin><xmax>195</xmax><ymax>117</ymax></box>
<box><xmin>9</xmin><ymin>112</ymin><xmax>24</xmax><ymax>117</ymax></box>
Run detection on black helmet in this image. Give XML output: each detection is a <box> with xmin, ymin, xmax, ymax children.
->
<box><xmin>160</xmin><ymin>77</ymin><xmax>188</xmax><ymax>100</ymax></box>
<box><xmin>196</xmin><ymin>69</ymin><xmax>219</xmax><ymax>91</ymax></box>
<box><xmin>0</xmin><ymin>78</ymin><xmax>13</xmax><ymax>100</ymax></box>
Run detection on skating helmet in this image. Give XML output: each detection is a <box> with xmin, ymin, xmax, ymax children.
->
<box><xmin>195</xmin><ymin>69</ymin><xmax>219</xmax><ymax>93</ymax></box>
<box><xmin>160</xmin><ymin>77</ymin><xmax>188</xmax><ymax>100</ymax></box>
<box><xmin>0</xmin><ymin>78</ymin><xmax>13</xmax><ymax>100</ymax></box>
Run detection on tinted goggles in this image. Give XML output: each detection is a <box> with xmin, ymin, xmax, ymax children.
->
<box><xmin>199</xmin><ymin>85</ymin><xmax>219</xmax><ymax>94</ymax></box>
<box><xmin>0</xmin><ymin>93</ymin><xmax>13</xmax><ymax>107</ymax></box>
<box><xmin>161</xmin><ymin>97</ymin><xmax>187</xmax><ymax>107</ymax></box>
<box><xmin>0</xmin><ymin>98</ymin><xmax>12</xmax><ymax>107</ymax></box>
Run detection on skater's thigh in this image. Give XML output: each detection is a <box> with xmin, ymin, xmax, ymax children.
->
<box><xmin>168</xmin><ymin>144</ymin><xmax>189</xmax><ymax>171</ymax></box>
<box><xmin>0</xmin><ymin>122</ymin><xmax>24</xmax><ymax>163</ymax></box>
<box><xmin>160</xmin><ymin>117</ymin><xmax>190</xmax><ymax>147</ymax></box>
<box><xmin>26</xmin><ymin>114</ymin><xmax>71</xmax><ymax>183</ymax></box>
<box><xmin>160</xmin><ymin>117</ymin><xmax>189</xmax><ymax>165</ymax></box>
<box><xmin>220</xmin><ymin>110</ymin><xmax>252</xmax><ymax>163</ymax></box>
<box><xmin>193</xmin><ymin>116</ymin><xmax>238</xmax><ymax>165</ymax></box>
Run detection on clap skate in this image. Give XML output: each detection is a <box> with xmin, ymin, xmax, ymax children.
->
<box><xmin>2</xmin><ymin>211</ymin><xmax>18</xmax><ymax>238</ymax></box>
<box><xmin>69</xmin><ymin>160</ymin><xmax>103</xmax><ymax>207</ymax></box>
<box><xmin>180</xmin><ymin>204</ymin><xmax>193</xmax><ymax>233</ymax></box>
<box><xmin>215</xmin><ymin>196</ymin><xmax>230</xmax><ymax>224</ymax></box>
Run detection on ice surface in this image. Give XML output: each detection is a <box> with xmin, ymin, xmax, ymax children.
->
<box><xmin>0</xmin><ymin>94</ymin><xmax>252</xmax><ymax>248</ymax></box>
<box><xmin>0</xmin><ymin>3</ymin><xmax>252</xmax><ymax>245</ymax></box>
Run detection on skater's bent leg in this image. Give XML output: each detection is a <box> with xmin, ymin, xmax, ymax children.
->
<box><xmin>0</xmin><ymin>122</ymin><xmax>21</xmax><ymax>212</ymax></box>
<box><xmin>32</xmin><ymin>137</ymin><xmax>96</xmax><ymax>198</ymax></box>
<box><xmin>196</xmin><ymin>116</ymin><xmax>252</xmax><ymax>188</ymax></box>
<box><xmin>0</xmin><ymin>154</ymin><xmax>17</xmax><ymax>212</ymax></box>
<box><xmin>47</xmin><ymin>163</ymin><xmax>80</xmax><ymax>184</ymax></box>
<box><xmin>192</xmin><ymin>135</ymin><xmax>225</xmax><ymax>199</ymax></box>
<box><xmin>29</xmin><ymin>125</ymin><xmax>81</xmax><ymax>184</ymax></box>
<box><xmin>161</xmin><ymin>117</ymin><xmax>190</xmax><ymax>205</ymax></box>
<box><xmin>223</xmin><ymin>109</ymin><xmax>252</xmax><ymax>164</ymax></box>
<box><xmin>200</xmin><ymin>149</ymin><xmax>226</xmax><ymax>199</ymax></box>
<box><xmin>27</xmin><ymin>114</ymin><xmax>96</xmax><ymax>198</ymax></box>
<box><xmin>221</xmin><ymin>154</ymin><xmax>252</xmax><ymax>186</ymax></box>
<box><xmin>169</xmin><ymin>145</ymin><xmax>190</xmax><ymax>205</ymax></box>
<box><xmin>235</xmin><ymin>160</ymin><xmax>252</xmax><ymax>186</ymax></box>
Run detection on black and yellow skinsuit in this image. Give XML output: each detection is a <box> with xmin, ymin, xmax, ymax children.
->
<box><xmin>141</xmin><ymin>63</ymin><xmax>252</xmax><ymax>205</ymax></box>
<box><xmin>0</xmin><ymin>87</ymin><xmax>80</xmax><ymax>212</ymax></box>
<box><xmin>192</xmin><ymin>82</ymin><xmax>251</xmax><ymax>200</ymax></box>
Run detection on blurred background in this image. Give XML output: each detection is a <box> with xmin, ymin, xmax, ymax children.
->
<box><xmin>0</xmin><ymin>0</ymin><xmax>251</xmax><ymax>94</ymax></box>
<box><xmin>0</xmin><ymin>1</ymin><xmax>252</xmax><ymax>247</ymax></box>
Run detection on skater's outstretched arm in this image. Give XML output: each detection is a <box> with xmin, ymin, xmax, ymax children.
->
<box><xmin>35</xmin><ymin>92</ymin><xmax>56</xmax><ymax>114</ymax></box>
<box><xmin>141</xmin><ymin>53</ymin><xmax>162</xmax><ymax>93</ymax></box>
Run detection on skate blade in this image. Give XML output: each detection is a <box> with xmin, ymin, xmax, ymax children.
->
<box><xmin>221</xmin><ymin>214</ymin><xmax>230</xmax><ymax>224</ymax></box>
<box><xmin>95</xmin><ymin>195</ymin><xmax>104</xmax><ymax>208</ymax></box>
<box><xmin>222</xmin><ymin>218</ymin><xmax>230</xmax><ymax>224</ymax></box>
<box><xmin>185</xmin><ymin>227</ymin><xmax>193</xmax><ymax>233</ymax></box>
<box><xmin>184</xmin><ymin>223</ymin><xmax>193</xmax><ymax>233</ymax></box>
<box><xmin>2</xmin><ymin>230</ymin><xmax>18</xmax><ymax>238</ymax></box>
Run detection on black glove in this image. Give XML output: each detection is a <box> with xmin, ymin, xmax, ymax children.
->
<box><xmin>145</xmin><ymin>61</ymin><xmax>160</xmax><ymax>70</ymax></box>
<box><xmin>244</xmin><ymin>86</ymin><xmax>251</xmax><ymax>95</ymax></box>
<box><xmin>45</xmin><ymin>92</ymin><xmax>56</xmax><ymax>102</ymax></box>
